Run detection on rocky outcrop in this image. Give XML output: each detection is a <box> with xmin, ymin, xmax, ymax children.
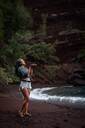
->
<box><xmin>24</xmin><ymin>0</ymin><xmax>85</xmax><ymax>10</ymax></box>
<box><xmin>24</xmin><ymin>0</ymin><xmax>85</xmax><ymax>47</ymax></box>
<box><xmin>23</xmin><ymin>0</ymin><xmax>85</xmax><ymax>86</ymax></box>
<box><xmin>67</xmin><ymin>69</ymin><xmax>85</xmax><ymax>86</ymax></box>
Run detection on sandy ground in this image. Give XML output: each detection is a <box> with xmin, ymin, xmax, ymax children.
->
<box><xmin>0</xmin><ymin>85</ymin><xmax>85</xmax><ymax>128</ymax></box>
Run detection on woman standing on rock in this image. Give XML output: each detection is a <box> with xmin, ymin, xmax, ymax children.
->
<box><xmin>15</xmin><ymin>58</ymin><xmax>32</xmax><ymax>117</ymax></box>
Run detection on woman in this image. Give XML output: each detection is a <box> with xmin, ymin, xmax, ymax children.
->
<box><xmin>16</xmin><ymin>58</ymin><xmax>32</xmax><ymax>117</ymax></box>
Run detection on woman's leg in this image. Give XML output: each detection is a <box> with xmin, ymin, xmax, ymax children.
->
<box><xmin>25</xmin><ymin>89</ymin><xmax>31</xmax><ymax>114</ymax></box>
<box><xmin>20</xmin><ymin>88</ymin><xmax>30</xmax><ymax>115</ymax></box>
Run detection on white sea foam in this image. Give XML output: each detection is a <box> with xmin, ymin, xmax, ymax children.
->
<box><xmin>30</xmin><ymin>87</ymin><xmax>56</xmax><ymax>100</ymax></box>
<box><xmin>30</xmin><ymin>87</ymin><xmax>85</xmax><ymax>108</ymax></box>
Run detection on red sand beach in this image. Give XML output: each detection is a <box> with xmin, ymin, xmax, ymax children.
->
<box><xmin>0</xmin><ymin>85</ymin><xmax>85</xmax><ymax>128</ymax></box>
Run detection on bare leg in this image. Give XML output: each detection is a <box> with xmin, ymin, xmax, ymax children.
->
<box><xmin>20</xmin><ymin>88</ymin><xmax>30</xmax><ymax>115</ymax></box>
<box><xmin>25</xmin><ymin>89</ymin><xmax>30</xmax><ymax>114</ymax></box>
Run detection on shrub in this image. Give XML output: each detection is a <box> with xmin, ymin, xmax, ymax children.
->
<box><xmin>26</xmin><ymin>42</ymin><xmax>59</xmax><ymax>64</ymax></box>
<box><xmin>0</xmin><ymin>67</ymin><xmax>11</xmax><ymax>85</ymax></box>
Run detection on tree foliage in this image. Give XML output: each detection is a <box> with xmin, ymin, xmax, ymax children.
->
<box><xmin>0</xmin><ymin>0</ymin><xmax>59</xmax><ymax>84</ymax></box>
<box><xmin>0</xmin><ymin>0</ymin><xmax>32</xmax><ymax>42</ymax></box>
<box><xmin>27</xmin><ymin>42</ymin><xmax>59</xmax><ymax>64</ymax></box>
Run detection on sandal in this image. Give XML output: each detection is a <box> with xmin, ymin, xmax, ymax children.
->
<box><xmin>18</xmin><ymin>111</ymin><xmax>25</xmax><ymax>118</ymax></box>
<box><xmin>25</xmin><ymin>112</ymin><xmax>31</xmax><ymax>117</ymax></box>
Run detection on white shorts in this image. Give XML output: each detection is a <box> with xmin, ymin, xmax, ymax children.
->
<box><xmin>20</xmin><ymin>81</ymin><xmax>32</xmax><ymax>90</ymax></box>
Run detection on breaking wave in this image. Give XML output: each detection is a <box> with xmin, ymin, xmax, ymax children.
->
<box><xmin>30</xmin><ymin>87</ymin><xmax>85</xmax><ymax>108</ymax></box>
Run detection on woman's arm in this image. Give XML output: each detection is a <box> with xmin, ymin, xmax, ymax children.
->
<box><xmin>28</xmin><ymin>66</ymin><xmax>33</xmax><ymax>77</ymax></box>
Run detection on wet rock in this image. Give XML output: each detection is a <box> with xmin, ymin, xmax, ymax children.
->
<box><xmin>67</xmin><ymin>69</ymin><xmax>85</xmax><ymax>86</ymax></box>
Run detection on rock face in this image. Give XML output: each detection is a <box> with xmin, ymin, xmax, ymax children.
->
<box><xmin>68</xmin><ymin>69</ymin><xmax>85</xmax><ymax>86</ymax></box>
<box><xmin>24</xmin><ymin>0</ymin><xmax>85</xmax><ymax>10</ymax></box>
<box><xmin>23</xmin><ymin>0</ymin><xmax>85</xmax><ymax>85</ymax></box>
<box><xmin>24</xmin><ymin>0</ymin><xmax>85</xmax><ymax>41</ymax></box>
<box><xmin>24</xmin><ymin>0</ymin><xmax>85</xmax><ymax>61</ymax></box>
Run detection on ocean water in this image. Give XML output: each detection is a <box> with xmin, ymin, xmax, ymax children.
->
<box><xmin>30</xmin><ymin>85</ymin><xmax>85</xmax><ymax>108</ymax></box>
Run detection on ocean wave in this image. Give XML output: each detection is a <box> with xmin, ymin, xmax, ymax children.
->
<box><xmin>30</xmin><ymin>87</ymin><xmax>85</xmax><ymax>108</ymax></box>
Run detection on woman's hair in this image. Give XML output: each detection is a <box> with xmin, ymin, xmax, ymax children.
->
<box><xmin>17</xmin><ymin>58</ymin><xmax>26</xmax><ymax>65</ymax></box>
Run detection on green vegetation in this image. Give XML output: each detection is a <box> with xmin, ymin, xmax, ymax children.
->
<box><xmin>27</xmin><ymin>42</ymin><xmax>59</xmax><ymax>64</ymax></box>
<box><xmin>0</xmin><ymin>67</ymin><xmax>10</xmax><ymax>85</ymax></box>
<box><xmin>0</xmin><ymin>0</ymin><xmax>58</xmax><ymax>84</ymax></box>
<box><xmin>0</xmin><ymin>0</ymin><xmax>31</xmax><ymax>83</ymax></box>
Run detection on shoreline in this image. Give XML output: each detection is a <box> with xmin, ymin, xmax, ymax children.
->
<box><xmin>1</xmin><ymin>84</ymin><xmax>85</xmax><ymax>109</ymax></box>
<box><xmin>30</xmin><ymin>86</ymin><xmax>85</xmax><ymax>109</ymax></box>
<box><xmin>0</xmin><ymin>84</ymin><xmax>85</xmax><ymax>128</ymax></box>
